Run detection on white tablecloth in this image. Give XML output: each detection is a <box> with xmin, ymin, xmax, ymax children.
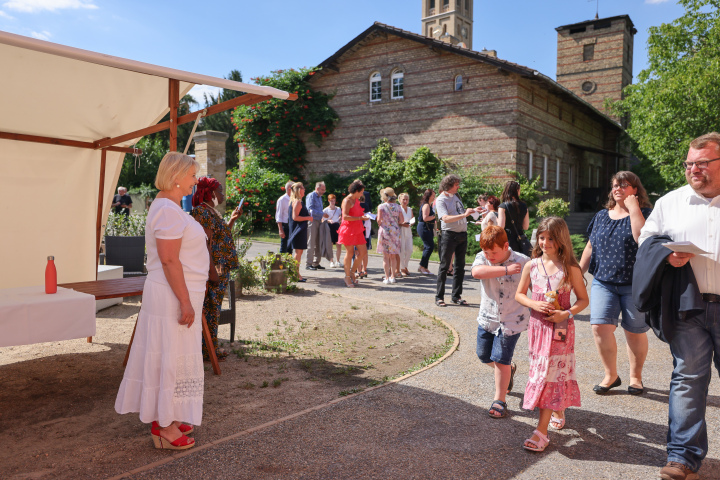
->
<box><xmin>0</xmin><ymin>286</ymin><xmax>96</xmax><ymax>347</ymax></box>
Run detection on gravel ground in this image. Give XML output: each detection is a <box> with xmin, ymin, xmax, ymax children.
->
<box><xmin>118</xmin><ymin>241</ymin><xmax>720</xmax><ymax>480</ymax></box>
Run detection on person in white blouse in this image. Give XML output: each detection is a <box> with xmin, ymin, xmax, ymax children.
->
<box><xmin>115</xmin><ymin>152</ymin><xmax>210</xmax><ymax>451</ymax></box>
<box><xmin>323</xmin><ymin>194</ymin><xmax>343</xmax><ymax>267</ymax></box>
<box><xmin>638</xmin><ymin>132</ymin><xmax>720</xmax><ymax>480</ymax></box>
<box><xmin>398</xmin><ymin>192</ymin><xmax>415</xmax><ymax>276</ymax></box>
<box><xmin>480</xmin><ymin>195</ymin><xmax>500</xmax><ymax>230</ymax></box>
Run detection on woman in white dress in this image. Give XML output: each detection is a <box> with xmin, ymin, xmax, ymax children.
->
<box><xmin>323</xmin><ymin>194</ymin><xmax>343</xmax><ymax>267</ymax></box>
<box><xmin>115</xmin><ymin>152</ymin><xmax>210</xmax><ymax>451</ymax></box>
<box><xmin>398</xmin><ymin>192</ymin><xmax>415</xmax><ymax>276</ymax></box>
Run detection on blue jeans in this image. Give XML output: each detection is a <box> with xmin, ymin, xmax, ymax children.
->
<box><xmin>667</xmin><ymin>302</ymin><xmax>720</xmax><ymax>472</ymax></box>
<box><xmin>417</xmin><ymin>222</ymin><xmax>434</xmax><ymax>268</ymax></box>
<box><xmin>476</xmin><ymin>325</ymin><xmax>520</xmax><ymax>365</ymax></box>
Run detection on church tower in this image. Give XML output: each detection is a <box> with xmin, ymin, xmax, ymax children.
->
<box><xmin>421</xmin><ymin>0</ymin><xmax>473</xmax><ymax>50</ymax></box>
<box><xmin>556</xmin><ymin>15</ymin><xmax>635</xmax><ymax>122</ymax></box>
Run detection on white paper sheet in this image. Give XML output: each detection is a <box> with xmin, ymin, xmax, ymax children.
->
<box><xmin>475</xmin><ymin>234</ymin><xmax>481</xmax><ymax>242</ymax></box>
<box><xmin>662</xmin><ymin>241</ymin><xmax>711</xmax><ymax>255</ymax></box>
<box><xmin>470</xmin><ymin>212</ymin><xmax>480</xmax><ymax>220</ymax></box>
<box><xmin>365</xmin><ymin>212</ymin><xmax>377</xmax><ymax>221</ymax></box>
<box><xmin>409</xmin><ymin>217</ymin><xmax>416</xmax><ymax>225</ymax></box>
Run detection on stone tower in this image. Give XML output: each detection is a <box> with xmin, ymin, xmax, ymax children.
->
<box><xmin>556</xmin><ymin>15</ymin><xmax>635</xmax><ymax>122</ymax></box>
<box><xmin>421</xmin><ymin>0</ymin><xmax>473</xmax><ymax>50</ymax></box>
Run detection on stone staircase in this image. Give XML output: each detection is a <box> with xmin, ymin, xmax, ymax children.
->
<box><xmin>564</xmin><ymin>212</ymin><xmax>596</xmax><ymax>236</ymax></box>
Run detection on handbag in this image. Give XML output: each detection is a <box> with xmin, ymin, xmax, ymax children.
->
<box><xmin>506</xmin><ymin>205</ymin><xmax>532</xmax><ymax>256</ymax></box>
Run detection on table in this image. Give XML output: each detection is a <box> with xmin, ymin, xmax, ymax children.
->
<box><xmin>0</xmin><ymin>285</ymin><xmax>95</xmax><ymax>348</ymax></box>
<box><xmin>59</xmin><ymin>277</ymin><xmax>221</xmax><ymax>375</ymax></box>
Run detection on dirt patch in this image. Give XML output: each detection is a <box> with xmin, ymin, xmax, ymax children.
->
<box><xmin>0</xmin><ymin>289</ymin><xmax>450</xmax><ymax>480</ymax></box>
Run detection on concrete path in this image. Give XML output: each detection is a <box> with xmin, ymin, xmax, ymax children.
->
<box><xmin>126</xmin><ymin>242</ymin><xmax>720</xmax><ymax>479</ymax></box>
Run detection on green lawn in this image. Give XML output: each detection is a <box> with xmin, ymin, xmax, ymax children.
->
<box><xmin>246</xmin><ymin>230</ymin><xmax>475</xmax><ymax>264</ymax></box>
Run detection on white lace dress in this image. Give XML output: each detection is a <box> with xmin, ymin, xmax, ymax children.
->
<box><xmin>115</xmin><ymin>199</ymin><xmax>209</xmax><ymax>427</ymax></box>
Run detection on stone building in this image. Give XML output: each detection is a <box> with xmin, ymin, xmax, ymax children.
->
<box><xmin>304</xmin><ymin>4</ymin><xmax>635</xmax><ymax>212</ymax></box>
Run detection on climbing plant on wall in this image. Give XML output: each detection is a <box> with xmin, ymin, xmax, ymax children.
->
<box><xmin>231</xmin><ymin>67</ymin><xmax>339</xmax><ymax>178</ymax></box>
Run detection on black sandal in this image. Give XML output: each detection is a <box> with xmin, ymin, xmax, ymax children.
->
<box><xmin>435</xmin><ymin>299</ymin><xmax>447</xmax><ymax>307</ymax></box>
<box><xmin>452</xmin><ymin>298</ymin><xmax>469</xmax><ymax>306</ymax></box>
<box><xmin>507</xmin><ymin>362</ymin><xmax>517</xmax><ymax>393</ymax></box>
<box><xmin>488</xmin><ymin>400</ymin><xmax>507</xmax><ymax>418</ymax></box>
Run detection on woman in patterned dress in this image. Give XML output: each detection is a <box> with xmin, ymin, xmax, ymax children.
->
<box><xmin>515</xmin><ymin>217</ymin><xmax>589</xmax><ymax>452</ymax></box>
<box><xmin>376</xmin><ymin>187</ymin><xmax>404</xmax><ymax>284</ymax></box>
<box><xmin>191</xmin><ymin>177</ymin><xmax>242</xmax><ymax>361</ymax></box>
<box><xmin>115</xmin><ymin>152</ymin><xmax>209</xmax><ymax>450</ymax></box>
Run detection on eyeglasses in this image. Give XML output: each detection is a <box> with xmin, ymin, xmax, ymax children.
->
<box><xmin>611</xmin><ymin>183</ymin><xmax>632</xmax><ymax>190</ymax></box>
<box><xmin>683</xmin><ymin>157</ymin><xmax>720</xmax><ymax>170</ymax></box>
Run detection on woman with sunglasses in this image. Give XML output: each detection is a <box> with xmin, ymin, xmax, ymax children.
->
<box><xmin>579</xmin><ymin>171</ymin><xmax>653</xmax><ymax>398</ymax></box>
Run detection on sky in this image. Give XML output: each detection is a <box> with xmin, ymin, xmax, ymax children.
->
<box><xmin>0</xmin><ymin>0</ymin><xmax>686</xmax><ymax>103</ymax></box>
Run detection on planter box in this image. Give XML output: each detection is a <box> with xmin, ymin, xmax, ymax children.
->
<box><xmin>260</xmin><ymin>255</ymin><xmax>288</xmax><ymax>293</ymax></box>
<box><xmin>104</xmin><ymin>236</ymin><xmax>145</xmax><ymax>276</ymax></box>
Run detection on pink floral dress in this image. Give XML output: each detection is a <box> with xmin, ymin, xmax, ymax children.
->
<box><xmin>523</xmin><ymin>258</ymin><xmax>581</xmax><ymax>411</ymax></box>
<box><xmin>377</xmin><ymin>202</ymin><xmax>402</xmax><ymax>255</ymax></box>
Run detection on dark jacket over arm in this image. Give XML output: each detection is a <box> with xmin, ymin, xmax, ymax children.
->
<box><xmin>632</xmin><ymin>235</ymin><xmax>705</xmax><ymax>343</ymax></box>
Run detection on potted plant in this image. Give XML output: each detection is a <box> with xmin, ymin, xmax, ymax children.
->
<box><xmin>104</xmin><ymin>212</ymin><xmax>147</xmax><ymax>276</ymax></box>
<box><xmin>231</xmin><ymin>238</ymin><xmax>259</xmax><ymax>295</ymax></box>
<box><xmin>254</xmin><ymin>251</ymin><xmax>299</xmax><ymax>293</ymax></box>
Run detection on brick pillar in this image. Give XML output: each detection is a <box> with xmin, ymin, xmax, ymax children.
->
<box><xmin>193</xmin><ymin>130</ymin><xmax>229</xmax><ymax>212</ymax></box>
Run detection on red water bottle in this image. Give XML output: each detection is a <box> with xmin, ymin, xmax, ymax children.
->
<box><xmin>45</xmin><ymin>256</ymin><xmax>57</xmax><ymax>294</ymax></box>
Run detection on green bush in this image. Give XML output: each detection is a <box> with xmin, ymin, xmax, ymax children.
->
<box><xmin>353</xmin><ymin>138</ymin><xmax>405</xmax><ymax>206</ymax></box>
<box><xmin>226</xmin><ymin>156</ymin><xmax>291</xmax><ymax>230</ymax></box>
<box><xmin>536</xmin><ymin>198</ymin><xmax>570</xmax><ymax>219</ymax></box>
<box><xmin>570</xmin><ymin>234</ymin><xmax>587</xmax><ymax>261</ymax></box>
<box><xmin>105</xmin><ymin>212</ymin><xmax>146</xmax><ymax>237</ymax></box>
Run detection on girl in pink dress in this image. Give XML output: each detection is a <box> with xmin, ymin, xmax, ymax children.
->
<box><xmin>515</xmin><ymin>216</ymin><xmax>589</xmax><ymax>452</ymax></box>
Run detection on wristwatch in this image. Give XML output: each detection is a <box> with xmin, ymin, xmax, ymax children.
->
<box><xmin>565</xmin><ymin>310</ymin><xmax>574</xmax><ymax>319</ymax></box>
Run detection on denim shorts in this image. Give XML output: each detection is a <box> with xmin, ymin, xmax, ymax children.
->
<box><xmin>476</xmin><ymin>324</ymin><xmax>521</xmax><ymax>365</ymax></box>
<box><xmin>590</xmin><ymin>278</ymin><xmax>649</xmax><ymax>334</ymax></box>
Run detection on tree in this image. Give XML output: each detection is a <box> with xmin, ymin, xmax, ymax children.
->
<box><xmin>353</xmin><ymin>138</ymin><xmax>406</xmax><ymax>206</ymax></box>
<box><xmin>118</xmin><ymin>95</ymin><xmax>198</xmax><ymax>189</ymax></box>
<box><xmin>611</xmin><ymin>0</ymin><xmax>720</xmax><ymax>192</ymax></box>
<box><xmin>200</xmin><ymin>69</ymin><xmax>245</xmax><ymax>169</ymax></box>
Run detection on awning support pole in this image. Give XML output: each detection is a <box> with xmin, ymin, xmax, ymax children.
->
<box><xmin>169</xmin><ymin>79</ymin><xmax>179</xmax><ymax>152</ymax></box>
<box><xmin>90</xmin><ymin>147</ymin><xmax>107</xmax><ymax>343</ymax></box>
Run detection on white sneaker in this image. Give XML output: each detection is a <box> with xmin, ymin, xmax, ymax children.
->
<box><xmin>382</xmin><ymin>278</ymin><xmax>390</xmax><ymax>285</ymax></box>
<box><xmin>389</xmin><ymin>277</ymin><xmax>396</xmax><ymax>284</ymax></box>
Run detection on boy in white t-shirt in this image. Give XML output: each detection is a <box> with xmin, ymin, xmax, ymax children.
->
<box><xmin>471</xmin><ymin>226</ymin><xmax>530</xmax><ymax>418</ymax></box>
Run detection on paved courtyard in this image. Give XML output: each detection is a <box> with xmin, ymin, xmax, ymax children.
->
<box><xmin>118</xmin><ymin>242</ymin><xmax>720</xmax><ymax>480</ymax></box>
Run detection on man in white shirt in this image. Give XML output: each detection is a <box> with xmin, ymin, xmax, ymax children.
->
<box><xmin>275</xmin><ymin>180</ymin><xmax>294</xmax><ymax>254</ymax></box>
<box><xmin>638</xmin><ymin>132</ymin><xmax>720</xmax><ymax>480</ymax></box>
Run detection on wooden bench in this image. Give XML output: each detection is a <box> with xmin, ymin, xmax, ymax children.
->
<box><xmin>59</xmin><ymin>277</ymin><xmax>221</xmax><ymax>375</ymax></box>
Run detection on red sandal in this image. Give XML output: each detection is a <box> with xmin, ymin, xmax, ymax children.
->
<box><xmin>150</xmin><ymin>422</ymin><xmax>195</xmax><ymax>450</ymax></box>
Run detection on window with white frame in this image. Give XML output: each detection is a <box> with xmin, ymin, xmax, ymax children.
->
<box><xmin>454</xmin><ymin>74</ymin><xmax>463</xmax><ymax>92</ymax></box>
<box><xmin>528</xmin><ymin>150</ymin><xmax>534</xmax><ymax>179</ymax></box>
<box><xmin>542</xmin><ymin>156</ymin><xmax>548</xmax><ymax>189</ymax></box>
<box><xmin>391</xmin><ymin>70</ymin><xmax>404</xmax><ymax>99</ymax></box>
<box><xmin>370</xmin><ymin>72</ymin><xmax>381</xmax><ymax>102</ymax></box>
<box><xmin>556</xmin><ymin>159</ymin><xmax>561</xmax><ymax>190</ymax></box>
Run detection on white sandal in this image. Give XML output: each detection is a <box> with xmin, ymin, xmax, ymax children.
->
<box><xmin>523</xmin><ymin>429</ymin><xmax>550</xmax><ymax>452</ymax></box>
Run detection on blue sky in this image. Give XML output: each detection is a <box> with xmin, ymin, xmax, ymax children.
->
<box><xmin>0</xmin><ymin>0</ymin><xmax>685</xmax><ymax>103</ymax></box>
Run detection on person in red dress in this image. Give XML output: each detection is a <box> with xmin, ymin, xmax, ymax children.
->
<box><xmin>337</xmin><ymin>180</ymin><xmax>369</xmax><ymax>288</ymax></box>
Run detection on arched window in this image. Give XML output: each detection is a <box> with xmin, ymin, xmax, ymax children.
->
<box><xmin>454</xmin><ymin>74</ymin><xmax>463</xmax><ymax>92</ymax></box>
<box><xmin>370</xmin><ymin>72</ymin><xmax>381</xmax><ymax>102</ymax></box>
<box><xmin>391</xmin><ymin>69</ymin><xmax>404</xmax><ymax>99</ymax></box>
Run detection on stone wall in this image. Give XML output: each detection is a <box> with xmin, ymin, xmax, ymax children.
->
<box><xmin>193</xmin><ymin>130</ymin><xmax>229</xmax><ymax>212</ymax></box>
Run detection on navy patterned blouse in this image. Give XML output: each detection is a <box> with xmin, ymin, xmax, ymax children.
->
<box><xmin>587</xmin><ymin>207</ymin><xmax>652</xmax><ymax>285</ymax></box>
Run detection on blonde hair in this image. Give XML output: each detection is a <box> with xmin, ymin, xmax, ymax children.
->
<box><xmin>290</xmin><ymin>182</ymin><xmax>305</xmax><ymax>202</ymax></box>
<box><xmin>155</xmin><ymin>152</ymin><xmax>199</xmax><ymax>191</ymax></box>
<box><xmin>531</xmin><ymin>216</ymin><xmax>584</xmax><ymax>290</ymax></box>
<box><xmin>380</xmin><ymin>187</ymin><xmax>397</xmax><ymax>203</ymax></box>
<box><xmin>398</xmin><ymin>192</ymin><xmax>409</xmax><ymax>202</ymax></box>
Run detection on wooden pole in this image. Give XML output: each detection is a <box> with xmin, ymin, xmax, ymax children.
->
<box><xmin>0</xmin><ymin>131</ymin><xmax>141</xmax><ymax>154</ymax></box>
<box><xmin>169</xmin><ymin>79</ymin><xmax>179</xmax><ymax>152</ymax></box>
<box><xmin>90</xmin><ymin>147</ymin><xmax>107</xmax><ymax>343</ymax></box>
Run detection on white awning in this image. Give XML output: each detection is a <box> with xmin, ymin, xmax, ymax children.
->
<box><xmin>0</xmin><ymin>30</ymin><xmax>289</xmax><ymax>288</ymax></box>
